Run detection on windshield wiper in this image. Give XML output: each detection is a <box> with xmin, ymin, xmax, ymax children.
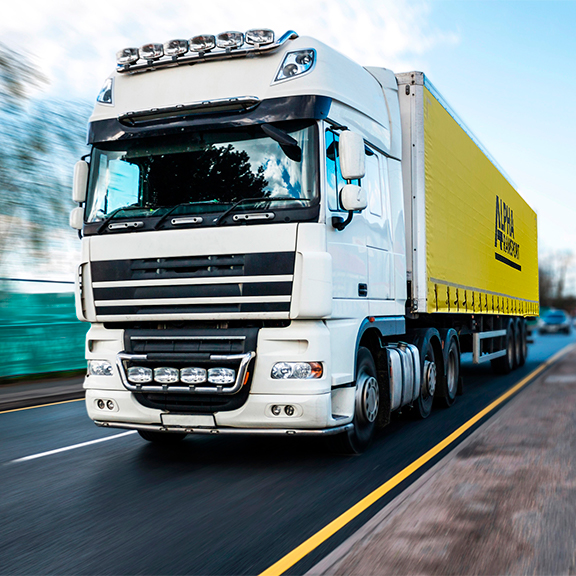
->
<box><xmin>153</xmin><ymin>201</ymin><xmax>223</xmax><ymax>230</ymax></box>
<box><xmin>215</xmin><ymin>196</ymin><xmax>300</xmax><ymax>226</ymax></box>
<box><xmin>96</xmin><ymin>206</ymin><xmax>150</xmax><ymax>234</ymax></box>
<box><xmin>261</xmin><ymin>124</ymin><xmax>302</xmax><ymax>162</ymax></box>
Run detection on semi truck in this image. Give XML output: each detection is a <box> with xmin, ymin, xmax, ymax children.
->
<box><xmin>70</xmin><ymin>29</ymin><xmax>539</xmax><ymax>453</ymax></box>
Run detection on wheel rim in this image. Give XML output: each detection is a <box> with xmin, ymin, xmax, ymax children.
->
<box><xmin>356</xmin><ymin>374</ymin><xmax>379</xmax><ymax>423</ymax></box>
<box><xmin>423</xmin><ymin>360</ymin><xmax>437</xmax><ymax>397</ymax></box>
<box><xmin>446</xmin><ymin>350</ymin><xmax>457</xmax><ymax>397</ymax></box>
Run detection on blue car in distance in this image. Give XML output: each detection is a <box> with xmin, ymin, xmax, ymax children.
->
<box><xmin>539</xmin><ymin>310</ymin><xmax>572</xmax><ymax>335</ymax></box>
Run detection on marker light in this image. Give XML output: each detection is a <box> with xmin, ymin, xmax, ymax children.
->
<box><xmin>88</xmin><ymin>360</ymin><xmax>113</xmax><ymax>376</ymax></box>
<box><xmin>96</xmin><ymin>78</ymin><xmax>113</xmax><ymax>104</ymax></box>
<box><xmin>116</xmin><ymin>47</ymin><xmax>139</xmax><ymax>65</ymax></box>
<box><xmin>140</xmin><ymin>43</ymin><xmax>164</xmax><ymax>61</ymax></box>
<box><xmin>154</xmin><ymin>367</ymin><xmax>179</xmax><ymax>383</ymax></box>
<box><xmin>127</xmin><ymin>366</ymin><xmax>153</xmax><ymax>384</ymax></box>
<box><xmin>274</xmin><ymin>49</ymin><xmax>315</xmax><ymax>82</ymax></box>
<box><xmin>271</xmin><ymin>362</ymin><xmax>323</xmax><ymax>379</ymax></box>
<box><xmin>216</xmin><ymin>31</ymin><xmax>244</xmax><ymax>49</ymax></box>
<box><xmin>180</xmin><ymin>367</ymin><xmax>207</xmax><ymax>384</ymax></box>
<box><xmin>245</xmin><ymin>29</ymin><xmax>275</xmax><ymax>45</ymax></box>
<box><xmin>189</xmin><ymin>34</ymin><xmax>216</xmax><ymax>52</ymax></box>
<box><xmin>164</xmin><ymin>39</ymin><xmax>189</xmax><ymax>57</ymax></box>
<box><xmin>208</xmin><ymin>367</ymin><xmax>236</xmax><ymax>384</ymax></box>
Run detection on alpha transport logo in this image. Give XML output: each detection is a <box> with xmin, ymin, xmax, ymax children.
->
<box><xmin>494</xmin><ymin>195</ymin><xmax>521</xmax><ymax>271</ymax></box>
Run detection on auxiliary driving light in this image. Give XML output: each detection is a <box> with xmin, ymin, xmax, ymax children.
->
<box><xmin>216</xmin><ymin>31</ymin><xmax>244</xmax><ymax>49</ymax></box>
<box><xmin>88</xmin><ymin>360</ymin><xmax>113</xmax><ymax>377</ymax></box>
<box><xmin>271</xmin><ymin>405</ymin><xmax>282</xmax><ymax>416</ymax></box>
<box><xmin>180</xmin><ymin>367</ymin><xmax>207</xmax><ymax>384</ymax></box>
<box><xmin>189</xmin><ymin>34</ymin><xmax>216</xmax><ymax>52</ymax></box>
<box><xmin>127</xmin><ymin>366</ymin><xmax>153</xmax><ymax>384</ymax></box>
<box><xmin>154</xmin><ymin>367</ymin><xmax>179</xmax><ymax>384</ymax></box>
<box><xmin>245</xmin><ymin>29</ymin><xmax>274</xmax><ymax>45</ymax></box>
<box><xmin>207</xmin><ymin>367</ymin><xmax>236</xmax><ymax>384</ymax></box>
<box><xmin>140</xmin><ymin>43</ymin><xmax>164</xmax><ymax>61</ymax></box>
<box><xmin>271</xmin><ymin>362</ymin><xmax>323</xmax><ymax>379</ymax></box>
<box><xmin>116</xmin><ymin>47</ymin><xmax>139</xmax><ymax>65</ymax></box>
<box><xmin>274</xmin><ymin>49</ymin><xmax>315</xmax><ymax>82</ymax></box>
<box><xmin>164</xmin><ymin>39</ymin><xmax>189</xmax><ymax>57</ymax></box>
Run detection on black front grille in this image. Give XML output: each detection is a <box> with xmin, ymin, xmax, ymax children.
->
<box><xmin>135</xmin><ymin>389</ymin><xmax>249</xmax><ymax>413</ymax></box>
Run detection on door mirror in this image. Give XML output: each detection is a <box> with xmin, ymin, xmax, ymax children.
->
<box><xmin>70</xmin><ymin>206</ymin><xmax>84</xmax><ymax>230</ymax></box>
<box><xmin>72</xmin><ymin>160</ymin><xmax>89</xmax><ymax>203</ymax></box>
<box><xmin>340</xmin><ymin>184</ymin><xmax>367</xmax><ymax>212</ymax></box>
<box><xmin>339</xmin><ymin>131</ymin><xmax>365</xmax><ymax>180</ymax></box>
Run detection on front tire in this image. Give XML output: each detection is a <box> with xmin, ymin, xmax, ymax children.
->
<box><xmin>415</xmin><ymin>339</ymin><xmax>436</xmax><ymax>419</ymax></box>
<box><xmin>329</xmin><ymin>347</ymin><xmax>379</xmax><ymax>454</ymax></box>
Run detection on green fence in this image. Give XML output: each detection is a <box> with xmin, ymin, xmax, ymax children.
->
<box><xmin>0</xmin><ymin>292</ymin><xmax>89</xmax><ymax>378</ymax></box>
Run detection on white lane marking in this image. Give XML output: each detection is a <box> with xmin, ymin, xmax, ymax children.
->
<box><xmin>10</xmin><ymin>431</ymin><xmax>137</xmax><ymax>463</ymax></box>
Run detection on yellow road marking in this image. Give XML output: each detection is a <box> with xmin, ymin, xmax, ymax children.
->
<box><xmin>0</xmin><ymin>397</ymin><xmax>84</xmax><ymax>415</ymax></box>
<box><xmin>259</xmin><ymin>343</ymin><xmax>576</xmax><ymax>576</ymax></box>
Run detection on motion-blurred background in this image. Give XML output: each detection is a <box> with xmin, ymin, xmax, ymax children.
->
<box><xmin>1</xmin><ymin>0</ymin><xmax>575</xmax><ymax>379</ymax></box>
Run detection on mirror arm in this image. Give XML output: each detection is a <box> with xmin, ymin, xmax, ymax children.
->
<box><xmin>332</xmin><ymin>210</ymin><xmax>354</xmax><ymax>231</ymax></box>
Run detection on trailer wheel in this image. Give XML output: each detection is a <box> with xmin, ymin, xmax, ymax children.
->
<box><xmin>516</xmin><ymin>318</ymin><xmax>528</xmax><ymax>367</ymax></box>
<box><xmin>138</xmin><ymin>430</ymin><xmax>187</xmax><ymax>443</ymax></box>
<box><xmin>328</xmin><ymin>347</ymin><xmax>378</xmax><ymax>454</ymax></box>
<box><xmin>438</xmin><ymin>336</ymin><xmax>459</xmax><ymax>408</ymax></box>
<box><xmin>415</xmin><ymin>339</ymin><xmax>436</xmax><ymax>419</ymax></box>
<box><xmin>491</xmin><ymin>319</ymin><xmax>515</xmax><ymax>374</ymax></box>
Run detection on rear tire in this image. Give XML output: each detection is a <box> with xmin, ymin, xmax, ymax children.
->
<box><xmin>138</xmin><ymin>430</ymin><xmax>187</xmax><ymax>443</ymax></box>
<box><xmin>492</xmin><ymin>319</ymin><xmax>515</xmax><ymax>374</ymax></box>
<box><xmin>518</xmin><ymin>318</ymin><xmax>528</xmax><ymax>367</ymax></box>
<box><xmin>438</xmin><ymin>336</ymin><xmax>459</xmax><ymax>408</ymax></box>
<box><xmin>415</xmin><ymin>339</ymin><xmax>436</xmax><ymax>419</ymax></box>
<box><xmin>328</xmin><ymin>347</ymin><xmax>379</xmax><ymax>455</ymax></box>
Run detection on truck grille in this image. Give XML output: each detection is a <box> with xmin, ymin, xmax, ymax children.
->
<box><xmin>90</xmin><ymin>252</ymin><xmax>295</xmax><ymax>319</ymax></box>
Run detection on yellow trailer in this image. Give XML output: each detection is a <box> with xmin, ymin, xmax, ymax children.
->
<box><xmin>397</xmin><ymin>72</ymin><xmax>538</xmax><ymax>318</ymax></box>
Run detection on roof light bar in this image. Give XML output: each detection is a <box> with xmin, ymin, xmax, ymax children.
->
<box><xmin>245</xmin><ymin>29</ymin><xmax>274</xmax><ymax>45</ymax></box>
<box><xmin>216</xmin><ymin>31</ymin><xmax>244</xmax><ymax>49</ymax></box>
<box><xmin>164</xmin><ymin>39</ymin><xmax>189</xmax><ymax>57</ymax></box>
<box><xmin>189</xmin><ymin>34</ymin><xmax>216</xmax><ymax>52</ymax></box>
<box><xmin>140</xmin><ymin>43</ymin><xmax>164</xmax><ymax>61</ymax></box>
<box><xmin>115</xmin><ymin>29</ymin><xmax>298</xmax><ymax>73</ymax></box>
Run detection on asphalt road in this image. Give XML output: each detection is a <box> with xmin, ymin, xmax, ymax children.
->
<box><xmin>1</xmin><ymin>332</ymin><xmax>574</xmax><ymax>576</ymax></box>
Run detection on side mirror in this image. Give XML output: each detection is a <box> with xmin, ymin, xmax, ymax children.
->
<box><xmin>72</xmin><ymin>160</ymin><xmax>89</xmax><ymax>203</ymax></box>
<box><xmin>70</xmin><ymin>207</ymin><xmax>84</xmax><ymax>230</ymax></box>
<box><xmin>340</xmin><ymin>184</ymin><xmax>367</xmax><ymax>212</ymax></box>
<box><xmin>339</xmin><ymin>131</ymin><xmax>365</xmax><ymax>180</ymax></box>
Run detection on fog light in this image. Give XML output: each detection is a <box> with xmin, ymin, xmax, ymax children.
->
<box><xmin>97</xmin><ymin>399</ymin><xmax>105</xmax><ymax>409</ymax></box>
<box><xmin>154</xmin><ymin>367</ymin><xmax>179</xmax><ymax>383</ymax></box>
<box><xmin>207</xmin><ymin>367</ymin><xmax>235</xmax><ymax>384</ymax></box>
<box><xmin>271</xmin><ymin>405</ymin><xmax>282</xmax><ymax>416</ymax></box>
<box><xmin>180</xmin><ymin>367</ymin><xmax>207</xmax><ymax>384</ymax></box>
<box><xmin>127</xmin><ymin>366</ymin><xmax>153</xmax><ymax>384</ymax></box>
<box><xmin>88</xmin><ymin>360</ymin><xmax>113</xmax><ymax>377</ymax></box>
<box><xmin>106</xmin><ymin>400</ymin><xmax>115</xmax><ymax>410</ymax></box>
<box><xmin>284</xmin><ymin>405</ymin><xmax>295</xmax><ymax>416</ymax></box>
<box><xmin>271</xmin><ymin>362</ymin><xmax>323</xmax><ymax>379</ymax></box>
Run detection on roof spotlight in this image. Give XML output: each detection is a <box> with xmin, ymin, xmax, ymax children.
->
<box><xmin>116</xmin><ymin>47</ymin><xmax>139</xmax><ymax>65</ymax></box>
<box><xmin>245</xmin><ymin>29</ymin><xmax>275</xmax><ymax>46</ymax></box>
<box><xmin>164</xmin><ymin>39</ymin><xmax>189</xmax><ymax>57</ymax></box>
<box><xmin>140</xmin><ymin>43</ymin><xmax>164</xmax><ymax>61</ymax></box>
<box><xmin>216</xmin><ymin>31</ymin><xmax>244</xmax><ymax>49</ymax></box>
<box><xmin>189</xmin><ymin>34</ymin><xmax>216</xmax><ymax>52</ymax></box>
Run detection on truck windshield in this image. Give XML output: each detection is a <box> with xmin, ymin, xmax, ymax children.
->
<box><xmin>85</xmin><ymin>122</ymin><xmax>317</xmax><ymax>224</ymax></box>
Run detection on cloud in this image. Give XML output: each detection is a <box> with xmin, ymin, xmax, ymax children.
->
<box><xmin>0</xmin><ymin>0</ymin><xmax>458</xmax><ymax>101</ymax></box>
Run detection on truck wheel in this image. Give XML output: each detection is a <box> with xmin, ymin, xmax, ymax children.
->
<box><xmin>415</xmin><ymin>339</ymin><xmax>436</xmax><ymax>419</ymax></box>
<box><xmin>517</xmin><ymin>318</ymin><xmax>528</xmax><ymax>367</ymax></box>
<box><xmin>438</xmin><ymin>336</ymin><xmax>459</xmax><ymax>408</ymax></box>
<box><xmin>491</xmin><ymin>320</ymin><xmax>515</xmax><ymax>374</ymax></box>
<box><xmin>138</xmin><ymin>430</ymin><xmax>187</xmax><ymax>443</ymax></box>
<box><xmin>329</xmin><ymin>347</ymin><xmax>379</xmax><ymax>454</ymax></box>
<box><xmin>513</xmin><ymin>318</ymin><xmax>522</xmax><ymax>368</ymax></box>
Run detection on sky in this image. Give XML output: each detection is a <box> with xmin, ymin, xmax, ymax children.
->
<box><xmin>1</xmin><ymin>0</ymin><xmax>575</xmax><ymax>288</ymax></box>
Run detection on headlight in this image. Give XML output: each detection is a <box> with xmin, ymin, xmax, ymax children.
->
<box><xmin>180</xmin><ymin>367</ymin><xmax>207</xmax><ymax>384</ymax></box>
<box><xmin>88</xmin><ymin>360</ymin><xmax>113</xmax><ymax>376</ymax></box>
<box><xmin>207</xmin><ymin>367</ymin><xmax>236</xmax><ymax>384</ymax></box>
<box><xmin>274</xmin><ymin>49</ymin><xmax>315</xmax><ymax>83</ymax></box>
<box><xmin>271</xmin><ymin>362</ymin><xmax>323</xmax><ymax>379</ymax></box>
<box><xmin>154</xmin><ymin>367</ymin><xmax>179</xmax><ymax>384</ymax></box>
<box><xmin>127</xmin><ymin>366</ymin><xmax>153</xmax><ymax>384</ymax></box>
